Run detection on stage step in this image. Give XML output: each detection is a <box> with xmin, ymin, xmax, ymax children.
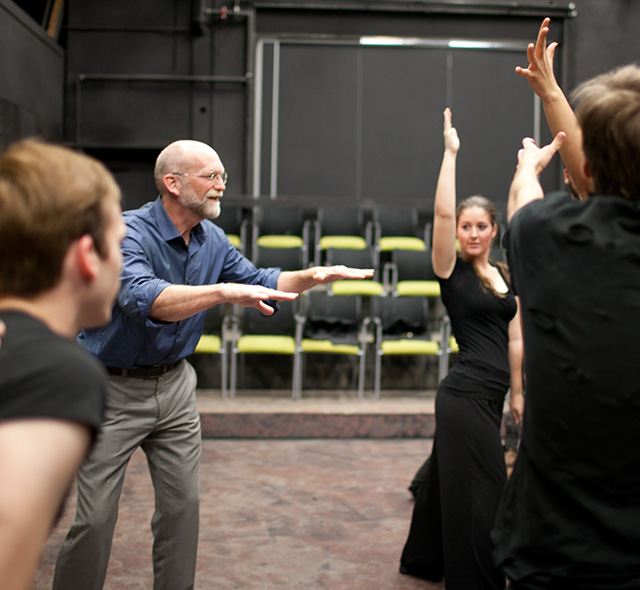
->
<box><xmin>196</xmin><ymin>389</ymin><xmax>437</xmax><ymax>439</ymax></box>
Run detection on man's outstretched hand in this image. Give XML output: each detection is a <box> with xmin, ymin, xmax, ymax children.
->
<box><xmin>310</xmin><ymin>265</ymin><xmax>375</xmax><ymax>284</ymax></box>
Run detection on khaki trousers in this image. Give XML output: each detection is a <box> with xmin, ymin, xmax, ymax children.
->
<box><xmin>53</xmin><ymin>360</ymin><xmax>202</xmax><ymax>590</ymax></box>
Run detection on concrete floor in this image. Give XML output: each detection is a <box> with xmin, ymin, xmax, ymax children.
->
<box><xmin>34</xmin><ymin>437</ymin><xmax>443</xmax><ymax>590</ymax></box>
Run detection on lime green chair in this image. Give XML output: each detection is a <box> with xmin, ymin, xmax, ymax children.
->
<box><xmin>325</xmin><ymin>246</ymin><xmax>383</xmax><ymax>297</ymax></box>
<box><xmin>251</xmin><ymin>204</ymin><xmax>311</xmax><ymax>268</ymax></box>
<box><xmin>374</xmin><ymin>206</ymin><xmax>428</xmax><ymax>256</ymax></box>
<box><xmin>294</xmin><ymin>290</ymin><xmax>370</xmax><ymax>399</ymax></box>
<box><xmin>229</xmin><ymin>300</ymin><xmax>302</xmax><ymax>398</ymax></box>
<box><xmin>373</xmin><ymin>295</ymin><xmax>444</xmax><ymax>399</ymax></box>
<box><xmin>192</xmin><ymin>304</ymin><xmax>233</xmax><ymax>398</ymax></box>
<box><xmin>314</xmin><ymin>206</ymin><xmax>374</xmax><ymax>266</ymax></box>
<box><xmin>385</xmin><ymin>249</ymin><xmax>441</xmax><ymax>299</ymax></box>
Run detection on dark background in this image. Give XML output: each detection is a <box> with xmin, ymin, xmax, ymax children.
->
<box><xmin>3</xmin><ymin>0</ymin><xmax>640</xmax><ymax>212</ymax></box>
<box><xmin>2</xmin><ymin>0</ymin><xmax>639</xmax><ymax>390</ymax></box>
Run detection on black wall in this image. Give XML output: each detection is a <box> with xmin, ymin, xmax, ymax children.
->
<box><xmin>3</xmin><ymin>0</ymin><xmax>640</xmax><ymax>210</ymax></box>
<box><xmin>0</xmin><ymin>0</ymin><xmax>63</xmax><ymax>151</ymax></box>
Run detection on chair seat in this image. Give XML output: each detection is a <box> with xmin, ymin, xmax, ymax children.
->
<box><xmin>236</xmin><ymin>335</ymin><xmax>296</xmax><ymax>354</ymax></box>
<box><xmin>331</xmin><ymin>279</ymin><xmax>384</xmax><ymax>296</ymax></box>
<box><xmin>301</xmin><ymin>339</ymin><xmax>360</xmax><ymax>355</ymax></box>
<box><xmin>319</xmin><ymin>235</ymin><xmax>367</xmax><ymax>250</ymax></box>
<box><xmin>396</xmin><ymin>280</ymin><xmax>441</xmax><ymax>297</ymax></box>
<box><xmin>256</xmin><ymin>235</ymin><xmax>304</xmax><ymax>249</ymax></box>
<box><xmin>379</xmin><ymin>236</ymin><xmax>426</xmax><ymax>252</ymax></box>
<box><xmin>194</xmin><ymin>334</ymin><xmax>222</xmax><ymax>353</ymax></box>
<box><xmin>381</xmin><ymin>339</ymin><xmax>439</xmax><ymax>355</ymax></box>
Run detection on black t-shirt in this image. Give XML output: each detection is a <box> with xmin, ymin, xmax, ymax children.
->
<box><xmin>438</xmin><ymin>256</ymin><xmax>517</xmax><ymax>401</ymax></box>
<box><xmin>0</xmin><ymin>311</ymin><xmax>106</xmax><ymax>434</ymax></box>
<box><xmin>493</xmin><ymin>193</ymin><xmax>640</xmax><ymax>588</ymax></box>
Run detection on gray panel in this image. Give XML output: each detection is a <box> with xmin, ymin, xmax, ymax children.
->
<box><xmin>66</xmin><ymin>31</ymin><xmax>190</xmax><ymax>74</ymax></box>
<box><xmin>66</xmin><ymin>0</ymin><xmax>189</xmax><ymax>28</ymax></box>
<box><xmin>76</xmin><ymin>82</ymin><xmax>192</xmax><ymax>147</ymax></box>
<box><xmin>276</xmin><ymin>43</ymin><xmax>359</xmax><ymax>198</ymax></box>
<box><xmin>361</xmin><ymin>46</ymin><xmax>448</xmax><ymax>203</ymax></box>
<box><xmin>451</xmin><ymin>49</ymin><xmax>539</xmax><ymax>212</ymax></box>
<box><xmin>0</xmin><ymin>0</ymin><xmax>63</xmax><ymax>144</ymax></box>
<box><xmin>207</xmin><ymin>84</ymin><xmax>247</xmax><ymax>195</ymax></box>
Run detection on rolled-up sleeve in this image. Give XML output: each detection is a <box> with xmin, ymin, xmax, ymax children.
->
<box><xmin>117</xmin><ymin>229</ymin><xmax>173</xmax><ymax>327</ymax></box>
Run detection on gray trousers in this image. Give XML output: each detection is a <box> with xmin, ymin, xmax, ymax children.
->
<box><xmin>53</xmin><ymin>360</ymin><xmax>202</xmax><ymax>590</ymax></box>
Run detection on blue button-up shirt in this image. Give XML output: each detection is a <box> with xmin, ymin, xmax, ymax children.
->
<box><xmin>79</xmin><ymin>197</ymin><xmax>280</xmax><ymax>368</ymax></box>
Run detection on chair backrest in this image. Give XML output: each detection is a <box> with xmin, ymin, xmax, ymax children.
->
<box><xmin>303</xmin><ymin>291</ymin><xmax>361</xmax><ymax>343</ymax></box>
<box><xmin>377</xmin><ymin>296</ymin><xmax>428</xmax><ymax>338</ymax></box>
<box><xmin>215</xmin><ymin>204</ymin><xmax>246</xmax><ymax>236</ymax></box>
<box><xmin>393</xmin><ymin>249</ymin><xmax>436</xmax><ymax>282</ymax></box>
<box><xmin>317</xmin><ymin>206</ymin><xmax>369</xmax><ymax>238</ymax></box>
<box><xmin>253</xmin><ymin>243</ymin><xmax>303</xmax><ymax>271</ymax></box>
<box><xmin>325</xmin><ymin>245</ymin><xmax>376</xmax><ymax>271</ymax></box>
<box><xmin>375</xmin><ymin>206</ymin><xmax>419</xmax><ymax>237</ymax></box>
<box><xmin>240</xmin><ymin>299</ymin><xmax>297</xmax><ymax>336</ymax></box>
<box><xmin>201</xmin><ymin>302</ymin><xmax>228</xmax><ymax>334</ymax></box>
<box><xmin>253</xmin><ymin>204</ymin><xmax>306</xmax><ymax>236</ymax></box>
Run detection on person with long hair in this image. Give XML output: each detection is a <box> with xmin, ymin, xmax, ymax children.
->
<box><xmin>399</xmin><ymin>108</ymin><xmax>524</xmax><ymax>590</ymax></box>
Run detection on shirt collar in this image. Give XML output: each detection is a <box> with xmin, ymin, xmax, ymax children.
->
<box><xmin>152</xmin><ymin>196</ymin><xmax>205</xmax><ymax>245</ymax></box>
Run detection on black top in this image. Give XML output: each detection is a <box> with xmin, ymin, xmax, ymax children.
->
<box><xmin>0</xmin><ymin>311</ymin><xmax>106</xmax><ymax>435</ymax></box>
<box><xmin>493</xmin><ymin>193</ymin><xmax>640</xmax><ymax>588</ymax></box>
<box><xmin>438</xmin><ymin>256</ymin><xmax>517</xmax><ymax>401</ymax></box>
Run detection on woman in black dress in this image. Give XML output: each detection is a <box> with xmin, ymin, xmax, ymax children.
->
<box><xmin>400</xmin><ymin>108</ymin><xmax>524</xmax><ymax>590</ymax></box>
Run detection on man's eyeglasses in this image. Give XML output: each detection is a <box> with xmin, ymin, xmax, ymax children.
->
<box><xmin>172</xmin><ymin>171</ymin><xmax>228</xmax><ymax>185</ymax></box>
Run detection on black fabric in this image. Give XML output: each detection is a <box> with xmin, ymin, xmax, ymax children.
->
<box><xmin>401</xmin><ymin>393</ymin><xmax>507</xmax><ymax>590</ymax></box>
<box><xmin>438</xmin><ymin>257</ymin><xmax>517</xmax><ymax>402</ymax></box>
<box><xmin>400</xmin><ymin>256</ymin><xmax>516</xmax><ymax>590</ymax></box>
<box><xmin>0</xmin><ymin>310</ymin><xmax>106</xmax><ymax>435</ymax></box>
<box><xmin>493</xmin><ymin>193</ymin><xmax>640</xmax><ymax>589</ymax></box>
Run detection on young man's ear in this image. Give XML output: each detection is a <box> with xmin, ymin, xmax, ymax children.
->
<box><xmin>74</xmin><ymin>234</ymin><xmax>100</xmax><ymax>281</ymax></box>
<box><xmin>582</xmin><ymin>160</ymin><xmax>596</xmax><ymax>196</ymax></box>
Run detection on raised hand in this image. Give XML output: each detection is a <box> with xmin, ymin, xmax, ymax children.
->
<box><xmin>443</xmin><ymin>108</ymin><xmax>460</xmax><ymax>154</ymax></box>
<box><xmin>507</xmin><ymin>131</ymin><xmax>566</xmax><ymax>220</ymax></box>
<box><xmin>515</xmin><ymin>17</ymin><xmax>560</xmax><ymax>100</ymax></box>
<box><xmin>516</xmin><ymin>132</ymin><xmax>566</xmax><ymax>177</ymax></box>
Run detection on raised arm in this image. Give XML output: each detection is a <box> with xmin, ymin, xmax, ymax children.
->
<box><xmin>516</xmin><ymin>18</ymin><xmax>590</xmax><ymax>199</ymax></box>
<box><xmin>507</xmin><ymin>133</ymin><xmax>565</xmax><ymax>222</ymax></box>
<box><xmin>431</xmin><ymin>108</ymin><xmax>460</xmax><ymax>279</ymax></box>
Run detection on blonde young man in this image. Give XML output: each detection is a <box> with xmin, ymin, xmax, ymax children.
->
<box><xmin>0</xmin><ymin>139</ymin><xmax>125</xmax><ymax>590</ymax></box>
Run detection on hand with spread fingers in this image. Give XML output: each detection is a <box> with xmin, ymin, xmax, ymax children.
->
<box><xmin>516</xmin><ymin>17</ymin><xmax>590</xmax><ymax>199</ymax></box>
<box><xmin>221</xmin><ymin>284</ymin><xmax>299</xmax><ymax>315</ymax></box>
<box><xmin>516</xmin><ymin>17</ymin><xmax>561</xmax><ymax>101</ymax></box>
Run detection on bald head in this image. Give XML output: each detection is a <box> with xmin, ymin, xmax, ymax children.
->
<box><xmin>154</xmin><ymin>140</ymin><xmax>221</xmax><ymax>194</ymax></box>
